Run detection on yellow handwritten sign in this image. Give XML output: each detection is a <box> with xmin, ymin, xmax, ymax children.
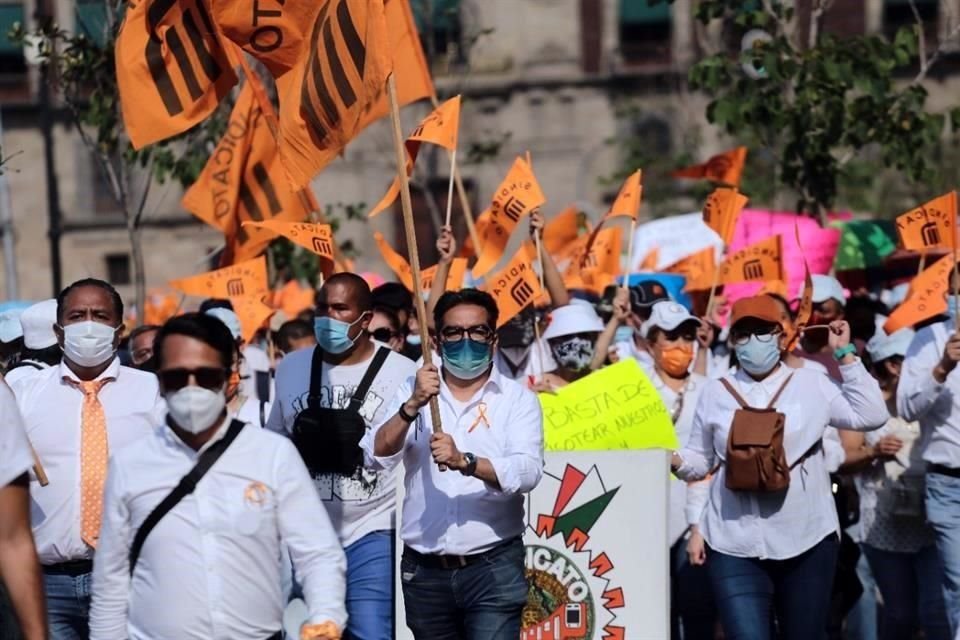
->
<box><xmin>539</xmin><ymin>359</ymin><xmax>678</xmax><ymax>452</ymax></box>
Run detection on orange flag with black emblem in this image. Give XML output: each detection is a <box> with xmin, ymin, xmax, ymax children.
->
<box><xmin>666</xmin><ymin>247</ymin><xmax>716</xmax><ymax>292</ymax></box>
<box><xmin>895</xmin><ymin>192</ymin><xmax>958</xmax><ymax>251</ymax></box>
<box><xmin>275</xmin><ymin>0</ymin><xmax>391</xmax><ymax>189</ymax></box>
<box><xmin>703</xmin><ymin>187</ymin><xmax>748</xmax><ymax>246</ymax></box>
<box><xmin>182</xmin><ymin>81</ymin><xmax>310</xmax><ymax>265</ymax></box>
<box><xmin>672</xmin><ymin>146</ymin><xmax>748</xmax><ymax>188</ymax></box>
<box><xmin>471</xmin><ymin>157</ymin><xmax>547</xmax><ymax>279</ymax></box>
<box><xmin>718</xmin><ymin>235</ymin><xmax>784</xmax><ymax>285</ymax></box>
<box><xmin>374</xmin><ymin>232</ymin><xmax>466</xmax><ymax>292</ymax></box>
<box><xmin>116</xmin><ymin>0</ymin><xmax>238</xmax><ymax>149</ymax></box>
<box><xmin>229</xmin><ymin>294</ymin><xmax>276</xmax><ymax>343</ymax></box>
<box><xmin>884</xmin><ymin>254</ymin><xmax>955</xmax><ymax>333</ymax></box>
<box><xmin>242</xmin><ymin>221</ymin><xmax>334</xmax><ymax>260</ymax></box>
<box><xmin>562</xmin><ymin>227</ymin><xmax>622</xmax><ymax>294</ymax></box>
<box><xmin>368</xmin><ymin>95</ymin><xmax>461</xmax><ymax>217</ymax></box>
<box><xmin>483</xmin><ymin>252</ymin><xmax>544</xmax><ymax>328</ymax></box>
<box><xmin>169</xmin><ymin>256</ymin><xmax>269</xmax><ymax>298</ymax></box>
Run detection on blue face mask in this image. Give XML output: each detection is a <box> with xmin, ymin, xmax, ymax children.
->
<box><xmin>314</xmin><ymin>314</ymin><xmax>367</xmax><ymax>354</ymax></box>
<box><xmin>440</xmin><ymin>339</ymin><xmax>493</xmax><ymax>380</ymax></box>
<box><xmin>734</xmin><ymin>335</ymin><xmax>781</xmax><ymax>377</ymax></box>
<box><xmin>614</xmin><ymin>325</ymin><xmax>634</xmax><ymax>344</ymax></box>
<box><xmin>406</xmin><ymin>333</ymin><xmax>422</xmax><ymax>346</ymax></box>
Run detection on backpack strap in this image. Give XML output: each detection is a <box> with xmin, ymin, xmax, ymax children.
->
<box><xmin>765</xmin><ymin>373</ymin><xmax>794</xmax><ymax>410</ymax></box>
<box><xmin>307</xmin><ymin>346</ymin><xmax>324</xmax><ymax>408</ymax></box>
<box><xmin>720</xmin><ymin>372</ymin><xmax>795</xmax><ymax>410</ymax></box>
<box><xmin>259</xmin><ymin>400</ymin><xmax>267</xmax><ymax>429</ymax></box>
<box><xmin>347</xmin><ymin>347</ymin><xmax>391</xmax><ymax>413</ymax></box>
<box><xmin>129</xmin><ymin>419</ymin><xmax>245</xmax><ymax>575</ymax></box>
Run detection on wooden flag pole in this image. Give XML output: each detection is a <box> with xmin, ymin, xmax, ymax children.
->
<box><xmin>390</xmin><ymin>74</ymin><xmax>444</xmax><ymax>436</ymax></box>
<box><xmin>533</xmin><ymin>231</ymin><xmax>548</xmax><ymax>380</ymax></box>
<box><xmin>705</xmin><ymin>248</ymin><xmax>724</xmax><ymax>319</ymax></box>
<box><xmin>30</xmin><ymin>444</ymin><xmax>48</xmax><ymax>487</ymax></box>
<box><xmin>444</xmin><ymin>149</ymin><xmax>457</xmax><ymax>228</ymax></box>
<box><xmin>431</xmin><ymin>94</ymin><xmax>481</xmax><ymax>255</ymax></box>
<box><xmin>918</xmin><ymin>250</ymin><xmax>927</xmax><ymax>276</ymax></box>
<box><xmin>623</xmin><ymin>218</ymin><xmax>638</xmax><ymax>288</ymax></box>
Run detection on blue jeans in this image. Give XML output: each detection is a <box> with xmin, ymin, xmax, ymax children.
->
<box><xmin>343</xmin><ymin>530</ymin><xmax>394</xmax><ymax>640</ymax></box>
<box><xmin>708</xmin><ymin>534</ymin><xmax>839</xmax><ymax>640</ymax></box>
<box><xmin>43</xmin><ymin>571</ymin><xmax>91</xmax><ymax>640</ymax></box>
<box><xmin>863</xmin><ymin>543</ymin><xmax>950</xmax><ymax>640</ymax></box>
<box><xmin>400</xmin><ymin>538</ymin><xmax>527</xmax><ymax>640</ymax></box>
<box><xmin>671</xmin><ymin>538</ymin><xmax>716</xmax><ymax>640</ymax></box>
<box><xmin>927</xmin><ymin>471</ymin><xmax>960</xmax><ymax>637</ymax></box>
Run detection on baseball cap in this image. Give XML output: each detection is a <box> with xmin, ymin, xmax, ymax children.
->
<box><xmin>812</xmin><ymin>275</ymin><xmax>846</xmax><ymax>306</ymax></box>
<box><xmin>0</xmin><ymin>309</ymin><xmax>24</xmax><ymax>343</ymax></box>
<box><xmin>866</xmin><ymin>328</ymin><xmax>915</xmax><ymax>363</ymax></box>
<box><xmin>629</xmin><ymin>280</ymin><xmax>670</xmax><ymax>314</ymax></box>
<box><xmin>542</xmin><ymin>303</ymin><xmax>605</xmax><ymax>341</ymax></box>
<box><xmin>641</xmin><ymin>301</ymin><xmax>701</xmax><ymax>339</ymax></box>
<box><xmin>205</xmin><ymin>307</ymin><xmax>242</xmax><ymax>341</ymax></box>
<box><xmin>20</xmin><ymin>299</ymin><xmax>58</xmax><ymax>349</ymax></box>
<box><xmin>729</xmin><ymin>296</ymin><xmax>782</xmax><ymax>328</ymax></box>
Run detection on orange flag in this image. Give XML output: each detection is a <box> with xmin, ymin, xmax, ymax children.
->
<box><xmin>884</xmin><ymin>254</ymin><xmax>955</xmax><ymax>333</ymax></box>
<box><xmin>374</xmin><ymin>232</ymin><xmax>466</xmax><ymax>292</ymax></box>
<box><xmin>116</xmin><ymin>0</ymin><xmax>238</xmax><ymax>150</ymax></box>
<box><xmin>543</xmin><ymin>206</ymin><xmax>583</xmax><ymax>256</ymax></box>
<box><xmin>719</xmin><ymin>235</ymin><xmax>784</xmax><ymax>285</ymax></box>
<box><xmin>242</xmin><ymin>221</ymin><xmax>334</xmax><ymax>260</ymax></box>
<box><xmin>895</xmin><ymin>192</ymin><xmax>958</xmax><ymax>251</ymax></box>
<box><xmin>182</xmin><ymin>80</ymin><xmax>311</xmax><ymax>265</ymax></box>
<box><xmin>273</xmin><ymin>280</ymin><xmax>317</xmax><ymax>319</ymax></box>
<box><xmin>143</xmin><ymin>291</ymin><xmax>181</xmax><ymax>326</ymax></box>
<box><xmin>640</xmin><ymin>247</ymin><xmax>660</xmax><ymax>271</ymax></box>
<box><xmin>169</xmin><ymin>257</ymin><xmax>269</xmax><ymax>299</ymax></box>
<box><xmin>665</xmin><ymin>247</ymin><xmax>716</xmax><ymax>292</ymax></box>
<box><xmin>562</xmin><ymin>227</ymin><xmax>623</xmax><ymax>293</ymax></box>
<box><xmin>672</xmin><ymin>146</ymin><xmax>748</xmax><ymax>188</ymax></box>
<box><xmin>471</xmin><ymin>157</ymin><xmax>547</xmax><ymax>279</ymax></box>
<box><xmin>606</xmin><ymin>170</ymin><xmax>643</xmax><ymax>221</ymax></box>
<box><xmin>703</xmin><ymin>187</ymin><xmax>748</xmax><ymax>246</ymax></box>
<box><xmin>275</xmin><ymin>0</ymin><xmax>391</xmax><ymax>189</ymax></box>
<box><xmin>461</xmin><ymin>208</ymin><xmax>492</xmax><ymax>259</ymax></box>
<box><xmin>483</xmin><ymin>252</ymin><xmax>544</xmax><ymax>328</ymax></box>
<box><xmin>229</xmin><ymin>294</ymin><xmax>276</xmax><ymax>343</ymax></box>
<box><xmin>368</xmin><ymin>95</ymin><xmax>461</xmax><ymax>217</ymax></box>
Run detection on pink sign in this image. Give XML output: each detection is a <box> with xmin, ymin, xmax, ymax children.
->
<box><xmin>724</xmin><ymin>209</ymin><xmax>842</xmax><ymax>302</ymax></box>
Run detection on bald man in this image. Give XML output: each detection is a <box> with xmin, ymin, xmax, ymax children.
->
<box><xmin>267</xmin><ymin>274</ymin><xmax>415</xmax><ymax>640</ymax></box>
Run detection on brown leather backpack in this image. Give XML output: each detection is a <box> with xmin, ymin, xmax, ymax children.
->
<box><xmin>720</xmin><ymin>374</ymin><xmax>793</xmax><ymax>492</ymax></box>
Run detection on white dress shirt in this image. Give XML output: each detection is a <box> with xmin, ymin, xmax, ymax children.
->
<box><xmin>361</xmin><ymin>364</ymin><xmax>544</xmax><ymax>556</ymax></box>
<box><xmin>11</xmin><ymin>358</ymin><xmax>166</xmax><ymax>565</ymax></box>
<box><xmin>4</xmin><ymin>360</ymin><xmax>50</xmax><ymax>387</ymax></box>
<box><xmin>0</xmin><ymin>380</ymin><xmax>33</xmax><ymax>487</ymax></box>
<box><xmin>90</xmin><ymin>416</ymin><xmax>346</xmax><ymax>640</ymax></box>
<box><xmin>898</xmin><ymin>319</ymin><xmax>960</xmax><ymax>467</ymax></box>
<box><xmin>675</xmin><ymin>361</ymin><xmax>888</xmax><ymax>560</ymax></box>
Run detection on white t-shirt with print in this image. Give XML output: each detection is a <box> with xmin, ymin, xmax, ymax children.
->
<box><xmin>267</xmin><ymin>341</ymin><xmax>416</xmax><ymax>547</ymax></box>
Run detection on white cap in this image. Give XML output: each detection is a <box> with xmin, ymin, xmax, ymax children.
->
<box><xmin>20</xmin><ymin>299</ymin><xmax>58</xmax><ymax>349</ymax></box>
<box><xmin>866</xmin><ymin>328</ymin><xmax>915</xmax><ymax>363</ymax></box>
<box><xmin>0</xmin><ymin>309</ymin><xmax>23</xmax><ymax>343</ymax></box>
<box><xmin>812</xmin><ymin>275</ymin><xmax>846</xmax><ymax>305</ymax></box>
<box><xmin>205</xmin><ymin>307</ymin><xmax>242</xmax><ymax>341</ymax></box>
<box><xmin>640</xmin><ymin>301</ymin><xmax>701</xmax><ymax>339</ymax></box>
<box><xmin>542</xmin><ymin>304</ymin><xmax>604</xmax><ymax>341</ymax></box>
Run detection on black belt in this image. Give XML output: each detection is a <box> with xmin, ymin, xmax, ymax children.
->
<box><xmin>265</xmin><ymin>633</ymin><xmax>282</xmax><ymax>640</ymax></box>
<box><xmin>403</xmin><ymin>537</ymin><xmax>519</xmax><ymax>571</ymax></box>
<box><xmin>42</xmin><ymin>560</ymin><xmax>93</xmax><ymax>576</ymax></box>
<box><xmin>929</xmin><ymin>463</ymin><xmax>960</xmax><ymax>479</ymax></box>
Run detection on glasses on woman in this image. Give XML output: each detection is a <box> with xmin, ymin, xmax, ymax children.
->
<box><xmin>158</xmin><ymin>367</ymin><xmax>229</xmax><ymax>391</ymax></box>
<box><xmin>439</xmin><ymin>324</ymin><xmax>495</xmax><ymax>344</ymax></box>
<box><xmin>371</xmin><ymin>328</ymin><xmax>398</xmax><ymax>343</ymax></box>
<box><xmin>730</xmin><ymin>327</ymin><xmax>781</xmax><ymax>347</ymax></box>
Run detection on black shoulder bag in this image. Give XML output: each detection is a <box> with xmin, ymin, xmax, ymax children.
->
<box><xmin>291</xmin><ymin>346</ymin><xmax>390</xmax><ymax>477</ymax></box>
<box><xmin>128</xmin><ymin>419</ymin><xmax>245</xmax><ymax>575</ymax></box>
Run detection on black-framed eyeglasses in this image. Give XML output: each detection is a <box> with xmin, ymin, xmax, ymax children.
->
<box><xmin>371</xmin><ymin>328</ymin><xmax>398</xmax><ymax>343</ymax></box>
<box><xmin>158</xmin><ymin>367</ymin><xmax>229</xmax><ymax>391</ymax></box>
<box><xmin>439</xmin><ymin>324</ymin><xmax>495</xmax><ymax>344</ymax></box>
<box><xmin>730</xmin><ymin>327</ymin><xmax>781</xmax><ymax>347</ymax></box>
<box><xmin>662</xmin><ymin>327</ymin><xmax>698</xmax><ymax>342</ymax></box>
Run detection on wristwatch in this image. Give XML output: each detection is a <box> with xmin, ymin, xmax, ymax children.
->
<box><xmin>398</xmin><ymin>403</ymin><xmax>418</xmax><ymax>423</ymax></box>
<box><xmin>460</xmin><ymin>452</ymin><xmax>478</xmax><ymax>477</ymax></box>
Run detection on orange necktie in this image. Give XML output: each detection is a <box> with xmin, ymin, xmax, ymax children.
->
<box><xmin>75</xmin><ymin>379</ymin><xmax>111</xmax><ymax>548</ymax></box>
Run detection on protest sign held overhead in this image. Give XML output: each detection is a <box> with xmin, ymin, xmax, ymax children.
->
<box><xmin>884</xmin><ymin>253</ymin><xmax>955</xmax><ymax>333</ymax></box>
<box><xmin>719</xmin><ymin>234</ymin><xmax>784</xmax><ymax>285</ymax></box>
<box><xmin>672</xmin><ymin>146</ymin><xmax>748</xmax><ymax>188</ymax></box>
<box><xmin>169</xmin><ymin>257</ymin><xmax>269</xmax><ymax>299</ymax></box>
<box><xmin>703</xmin><ymin>187</ymin><xmax>748</xmax><ymax>246</ymax></box>
<box><xmin>483</xmin><ymin>251</ymin><xmax>544</xmax><ymax>328</ymax></box>
<box><xmin>116</xmin><ymin>0</ymin><xmax>238</xmax><ymax>149</ymax></box>
<box><xmin>895</xmin><ymin>191</ymin><xmax>958</xmax><ymax>251</ymax></box>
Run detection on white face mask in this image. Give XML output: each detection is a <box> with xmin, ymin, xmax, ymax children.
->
<box><xmin>61</xmin><ymin>321</ymin><xmax>118</xmax><ymax>368</ymax></box>
<box><xmin>166</xmin><ymin>386</ymin><xmax>226</xmax><ymax>435</ymax></box>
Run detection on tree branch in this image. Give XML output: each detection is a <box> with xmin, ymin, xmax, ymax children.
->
<box><xmin>913</xmin><ymin>18</ymin><xmax>960</xmax><ymax>83</ymax></box>
<box><xmin>133</xmin><ymin>153</ymin><xmax>155</xmax><ymax>228</ymax></box>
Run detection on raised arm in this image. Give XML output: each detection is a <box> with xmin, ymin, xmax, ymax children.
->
<box><xmin>898</xmin><ymin>325</ymin><xmax>954</xmax><ymax>421</ymax></box>
<box><xmin>529</xmin><ymin>209</ymin><xmax>570</xmax><ymax>308</ymax></box>
<box><xmin>591</xmin><ymin>287</ymin><xmax>629</xmax><ymax>370</ymax></box>
<box><xmin>426</xmin><ymin>226</ymin><xmax>456</xmax><ymax>331</ymax></box>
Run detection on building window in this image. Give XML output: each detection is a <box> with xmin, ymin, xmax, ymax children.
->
<box><xmin>76</xmin><ymin>0</ymin><xmax>110</xmax><ymax>46</ymax></box>
<box><xmin>619</xmin><ymin>0</ymin><xmax>672</xmax><ymax>66</ymax></box>
<box><xmin>0</xmin><ymin>2</ymin><xmax>26</xmax><ymax>77</ymax></box>
<box><xmin>412</xmin><ymin>0</ymin><xmax>466</xmax><ymax>72</ymax></box>
<box><xmin>884</xmin><ymin>0</ymin><xmax>938</xmax><ymax>43</ymax></box>
<box><xmin>105</xmin><ymin>253</ymin><xmax>131</xmax><ymax>286</ymax></box>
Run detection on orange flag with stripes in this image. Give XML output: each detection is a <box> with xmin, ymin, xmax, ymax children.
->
<box><xmin>471</xmin><ymin>157</ymin><xmax>547</xmax><ymax>279</ymax></box>
<box><xmin>719</xmin><ymin>235</ymin><xmax>784</xmax><ymax>285</ymax></box>
<box><xmin>374</xmin><ymin>232</ymin><xmax>466</xmax><ymax>292</ymax></box>
<box><xmin>665</xmin><ymin>247</ymin><xmax>716</xmax><ymax>292</ymax></box>
<box><xmin>703</xmin><ymin>187</ymin><xmax>748</xmax><ymax>246</ymax></box>
<box><xmin>212</xmin><ymin>0</ymin><xmax>322</xmax><ymax>77</ymax></box>
<box><xmin>169</xmin><ymin>257</ymin><xmax>269</xmax><ymax>298</ymax></box>
<box><xmin>182</xmin><ymin>81</ymin><xmax>310</xmax><ymax>265</ymax></box>
<box><xmin>672</xmin><ymin>146</ymin><xmax>748</xmax><ymax>188</ymax></box>
<box><xmin>116</xmin><ymin>0</ymin><xmax>238</xmax><ymax>149</ymax></box>
<box><xmin>483</xmin><ymin>252</ymin><xmax>544</xmax><ymax>328</ymax></box>
<box><xmin>895</xmin><ymin>192</ymin><xmax>958</xmax><ymax>251</ymax></box>
<box><xmin>368</xmin><ymin>95</ymin><xmax>461</xmax><ymax>217</ymax></box>
<box><xmin>884</xmin><ymin>254</ymin><xmax>955</xmax><ymax>333</ymax></box>
<box><xmin>275</xmin><ymin>0</ymin><xmax>391</xmax><ymax>189</ymax></box>
<box><xmin>242</xmin><ymin>221</ymin><xmax>334</xmax><ymax>260</ymax></box>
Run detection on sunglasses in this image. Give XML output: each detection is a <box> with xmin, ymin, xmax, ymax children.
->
<box><xmin>371</xmin><ymin>328</ymin><xmax>398</xmax><ymax>343</ymax></box>
<box><xmin>158</xmin><ymin>367</ymin><xmax>228</xmax><ymax>391</ymax></box>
